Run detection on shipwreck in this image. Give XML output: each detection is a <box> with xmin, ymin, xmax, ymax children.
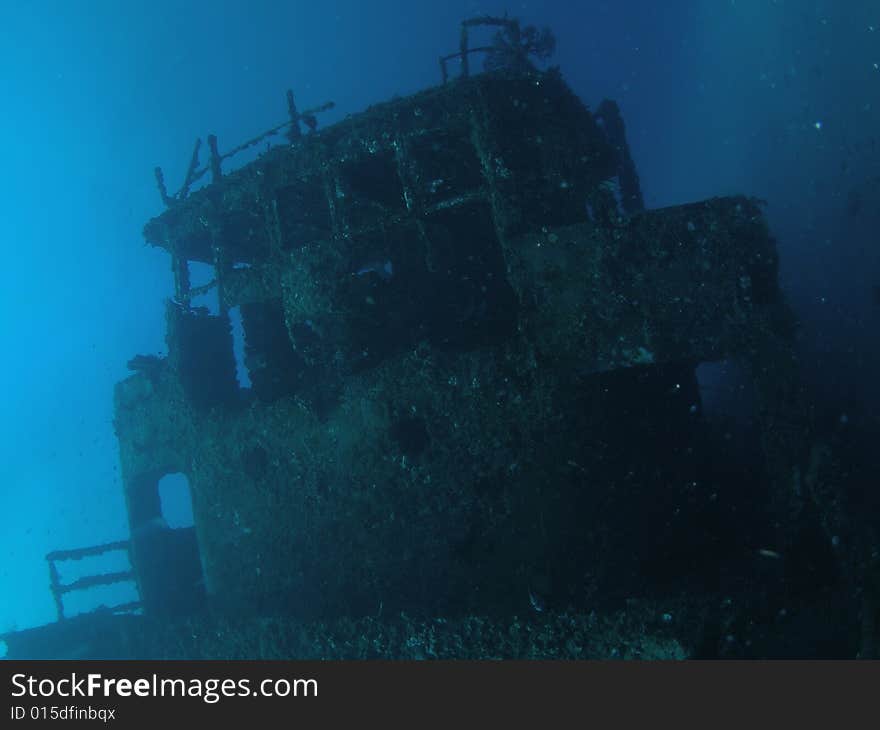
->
<box><xmin>6</xmin><ymin>17</ymin><xmax>852</xmax><ymax>660</ymax></box>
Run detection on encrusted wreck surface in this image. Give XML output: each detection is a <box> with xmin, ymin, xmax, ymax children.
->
<box><xmin>0</xmin><ymin>602</ymin><xmax>692</xmax><ymax>660</ymax></box>
<box><xmin>112</xmin><ymin>67</ymin><xmax>812</xmax><ymax>647</ymax></box>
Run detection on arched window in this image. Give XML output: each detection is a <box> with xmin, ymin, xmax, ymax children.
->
<box><xmin>157</xmin><ymin>473</ymin><xmax>194</xmax><ymax>529</ymax></box>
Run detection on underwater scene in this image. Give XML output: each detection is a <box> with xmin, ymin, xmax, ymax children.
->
<box><xmin>1</xmin><ymin>1</ymin><xmax>879</xmax><ymax>660</ymax></box>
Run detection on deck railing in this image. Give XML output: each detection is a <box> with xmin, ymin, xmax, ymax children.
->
<box><xmin>46</xmin><ymin>540</ymin><xmax>141</xmax><ymax>621</ymax></box>
<box><xmin>154</xmin><ymin>91</ymin><xmax>335</xmax><ymax>207</ymax></box>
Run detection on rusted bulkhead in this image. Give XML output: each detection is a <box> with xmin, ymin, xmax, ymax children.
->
<box><xmin>116</xmin><ymin>68</ymin><xmax>801</xmax><ymax>619</ymax></box>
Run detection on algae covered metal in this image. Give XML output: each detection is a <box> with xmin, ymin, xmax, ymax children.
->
<box><xmin>114</xmin><ymin>60</ymin><xmax>808</xmax><ymax>628</ymax></box>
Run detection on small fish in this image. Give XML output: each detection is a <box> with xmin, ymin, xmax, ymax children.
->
<box><xmin>131</xmin><ymin>516</ymin><xmax>170</xmax><ymax>540</ymax></box>
<box><xmin>757</xmin><ymin>548</ymin><xmax>782</xmax><ymax>560</ymax></box>
<box><xmin>354</xmin><ymin>259</ymin><xmax>394</xmax><ymax>280</ymax></box>
<box><xmin>528</xmin><ymin>588</ymin><xmax>546</xmax><ymax>613</ymax></box>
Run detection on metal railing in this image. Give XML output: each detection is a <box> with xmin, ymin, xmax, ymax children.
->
<box><xmin>439</xmin><ymin>16</ymin><xmax>555</xmax><ymax>84</ymax></box>
<box><xmin>46</xmin><ymin>540</ymin><xmax>141</xmax><ymax>621</ymax></box>
<box><xmin>154</xmin><ymin>90</ymin><xmax>335</xmax><ymax>207</ymax></box>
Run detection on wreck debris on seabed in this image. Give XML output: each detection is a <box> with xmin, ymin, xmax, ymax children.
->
<box><xmin>5</xmin><ymin>16</ymin><xmax>877</xmax><ymax>660</ymax></box>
